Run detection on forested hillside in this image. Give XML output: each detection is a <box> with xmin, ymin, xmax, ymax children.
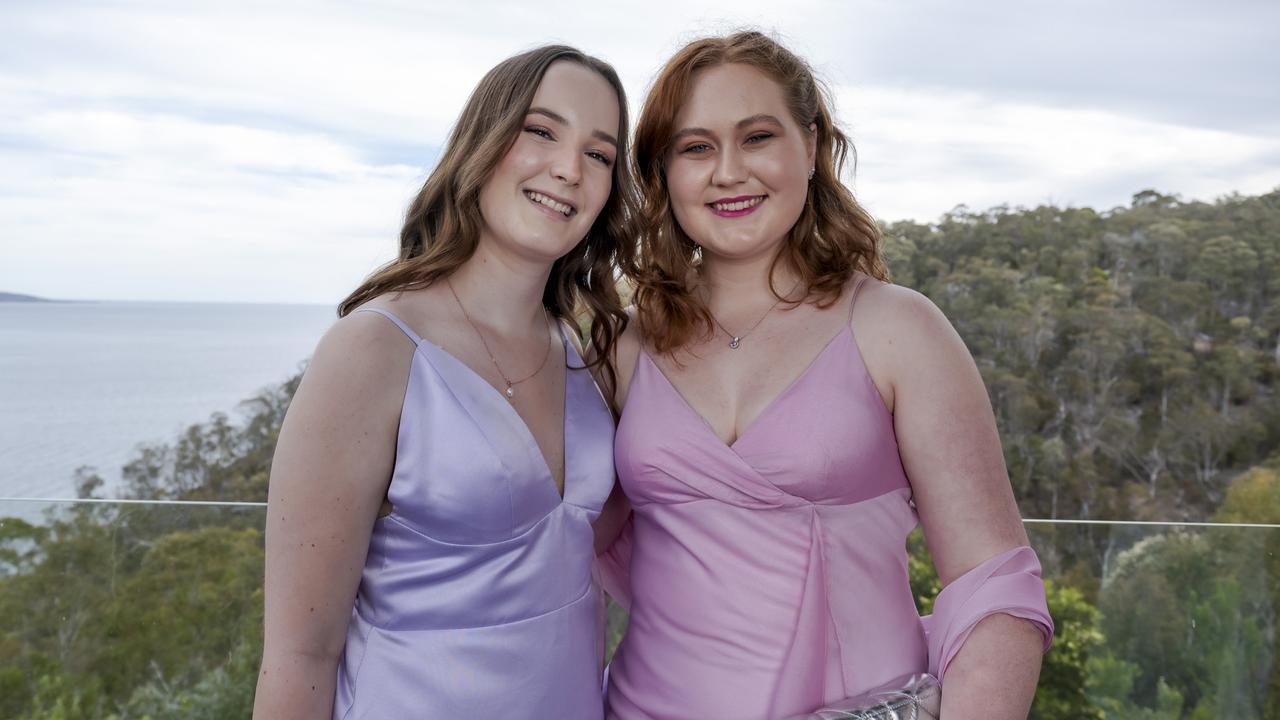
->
<box><xmin>1</xmin><ymin>188</ymin><xmax>1277</xmax><ymax>718</ymax></box>
<box><xmin>885</xmin><ymin>188</ymin><xmax>1280</xmax><ymax>525</ymax></box>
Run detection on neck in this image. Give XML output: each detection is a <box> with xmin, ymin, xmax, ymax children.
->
<box><xmin>698</xmin><ymin>248</ymin><xmax>801</xmax><ymax>312</ymax></box>
<box><xmin>447</xmin><ymin>240</ymin><xmax>553</xmax><ymax>334</ymax></box>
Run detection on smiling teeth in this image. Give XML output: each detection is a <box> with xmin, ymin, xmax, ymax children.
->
<box><xmin>526</xmin><ymin>191</ymin><xmax>573</xmax><ymax>216</ymax></box>
<box><xmin>713</xmin><ymin>196</ymin><xmax>765</xmax><ymax>212</ymax></box>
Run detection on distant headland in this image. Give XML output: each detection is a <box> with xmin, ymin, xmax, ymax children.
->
<box><xmin>0</xmin><ymin>291</ymin><xmax>53</xmax><ymax>303</ymax></box>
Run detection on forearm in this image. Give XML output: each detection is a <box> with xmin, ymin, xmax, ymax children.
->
<box><xmin>253</xmin><ymin>648</ymin><xmax>339</xmax><ymax>720</ymax></box>
<box><xmin>938</xmin><ymin>612</ymin><xmax>1044</xmax><ymax>720</ymax></box>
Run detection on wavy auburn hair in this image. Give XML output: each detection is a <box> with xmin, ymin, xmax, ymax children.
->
<box><xmin>339</xmin><ymin>45</ymin><xmax>636</xmax><ymax>396</ymax></box>
<box><xmin>626</xmin><ymin>31</ymin><xmax>888</xmax><ymax>354</ymax></box>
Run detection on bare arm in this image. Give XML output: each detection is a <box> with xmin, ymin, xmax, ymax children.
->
<box><xmin>938</xmin><ymin>613</ymin><xmax>1046</xmax><ymax>718</ymax></box>
<box><xmin>858</xmin><ymin>283</ymin><xmax>1044</xmax><ymax>720</ymax></box>
<box><xmin>252</xmin><ymin>315</ymin><xmax>412</xmax><ymax>720</ymax></box>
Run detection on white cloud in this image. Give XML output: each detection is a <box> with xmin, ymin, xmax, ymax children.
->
<box><xmin>1</xmin><ymin>0</ymin><xmax>1277</xmax><ymax>302</ymax></box>
<box><xmin>840</xmin><ymin>86</ymin><xmax>1280</xmax><ymax>221</ymax></box>
<box><xmin>18</xmin><ymin>110</ymin><xmax>374</xmax><ymax>175</ymax></box>
<box><xmin>0</xmin><ymin>109</ymin><xmax>421</xmax><ymax>303</ymax></box>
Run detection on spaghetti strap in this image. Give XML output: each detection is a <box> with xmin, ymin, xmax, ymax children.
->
<box><xmin>558</xmin><ymin>318</ymin><xmax>614</xmax><ymax>410</ymax></box>
<box><xmin>555</xmin><ymin>319</ymin><xmax>580</xmax><ymax>366</ymax></box>
<box><xmin>354</xmin><ymin>307</ymin><xmax>423</xmax><ymax>345</ymax></box>
<box><xmin>847</xmin><ymin>274</ymin><xmax>871</xmax><ymax>323</ymax></box>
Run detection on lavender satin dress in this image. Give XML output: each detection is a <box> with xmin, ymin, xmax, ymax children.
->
<box><xmin>335</xmin><ymin>308</ymin><xmax>614</xmax><ymax>720</ymax></box>
<box><xmin>601</xmin><ymin>288</ymin><xmax>1053</xmax><ymax>719</ymax></box>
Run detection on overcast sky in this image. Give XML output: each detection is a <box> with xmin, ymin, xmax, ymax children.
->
<box><xmin>2</xmin><ymin>0</ymin><xmax>1277</xmax><ymax>304</ymax></box>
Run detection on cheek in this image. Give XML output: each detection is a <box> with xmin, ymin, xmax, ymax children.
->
<box><xmin>666</xmin><ymin>165</ymin><xmax>704</xmax><ymax>208</ymax></box>
<box><xmin>504</xmin><ymin>153</ymin><xmax>536</xmax><ymax>178</ymax></box>
<box><xmin>496</xmin><ymin>139</ymin><xmax>542</xmax><ymax>178</ymax></box>
<box><xmin>584</xmin><ymin>172</ymin><xmax>613</xmax><ymax>216</ymax></box>
<box><xmin>481</xmin><ymin>161</ymin><xmax>520</xmax><ymax>207</ymax></box>
<box><xmin>756</xmin><ymin>154</ymin><xmax>806</xmax><ymax>192</ymax></box>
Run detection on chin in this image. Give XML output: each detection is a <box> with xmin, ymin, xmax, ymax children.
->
<box><xmin>699</xmin><ymin>234</ymin><xmax>782</xmax><ymax>260</ymax></box>
<box><xmin>514</xmin><ymin>233</ymin><xmax>583</xmax><ymax>262</ymax></box>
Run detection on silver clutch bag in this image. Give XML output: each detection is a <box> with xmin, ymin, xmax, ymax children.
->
<box><xmin>782</xmin><ymin>673</ymin><xmax>940</xmax><ymax>720</ymax></box>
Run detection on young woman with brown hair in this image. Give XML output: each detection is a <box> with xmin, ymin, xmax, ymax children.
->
<box><xmin>598</xmin><ymin>31</ymin><xmax>1053</xmax><ymax>719</ymax></box>
<box><xmin>253</xmin><ymin>45</ymin><xmax>635</xmax><ymax>720</ymax></box>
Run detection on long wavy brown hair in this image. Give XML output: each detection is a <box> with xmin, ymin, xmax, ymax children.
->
<box><xmin>626</xmin><ymin>30</ymin><xmax>888</xmax><ymax>354</ymax></box>
<box><xmin>339</xmin><ymin>45</ymin><xmax>636</xmax><ymax>396</ymax></box>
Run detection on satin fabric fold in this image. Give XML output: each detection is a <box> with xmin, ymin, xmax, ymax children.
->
<box><xmin>921</xmin><ymin>545</ymin><xmax>1054</xmax><ymax>682</ymax></box>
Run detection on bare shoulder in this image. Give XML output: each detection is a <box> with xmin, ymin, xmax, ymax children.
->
<box><xmin>578</xmin><ymin>305</ymin><xmax>643</xmax><ymax>413</ymax></box>
<box><xmin>850</xmin><ymin>279</ymin><xmax>969</xmax><ymax>410</ymax></box>
<box><xmin>311</xmin><ymin>308</ymin><xmax>415</xmax><ymax>378</ymax></box>
<box><xmin>581</xmin><ymin>305</ymin><xmax>642</xmax><ymax>370</ymax></box>
<box><xmin>854</xmin><ymin>278</ymin><xmax>951</xmax><ymax>336</ymax></box>
<box><xmin>612</xmin><ymin>306</ymin><xmax>643</xmax><ymax>366</ymax></box>
<box><xmin>296</xmin><ymin>300</ymin><xmax>428</xmax><ymax>415</ymax></box>
<box><xmin>609</xmin><ymin>306</ymin><xmax>645</xmax><ymax>411</ymax></box>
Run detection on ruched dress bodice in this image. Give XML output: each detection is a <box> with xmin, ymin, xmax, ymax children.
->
<box><xmin>604</xmin><ymin>322</ymin><xmax>1053</xmax><ymax>719</ymax></box>
<box><xmin>335</xmin><ymin>309</ymin><xmax>615</xmax><ymax>720</ymax></box>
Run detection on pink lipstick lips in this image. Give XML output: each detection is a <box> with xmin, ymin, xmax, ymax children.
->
<box><xmin>709</xmin><ymin>194</ymin><xmax>766</xmax><ymax>218</ymax></box>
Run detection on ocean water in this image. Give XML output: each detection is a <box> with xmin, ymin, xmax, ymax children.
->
<box><xmin>0</xmin><ymin>301</ymin><xmax>335</xmax><ymax>500</ymax></box>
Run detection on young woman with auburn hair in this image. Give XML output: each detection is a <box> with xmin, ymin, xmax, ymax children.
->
<box><xmin>597</xmin><ymin>31</ymin><xmax>1053</xmax><ymax>719</ymax></box>
<box><xmin>253</xmin><ymin>45</ymin><xmax>635</xmax><ymax>720</ymax></box>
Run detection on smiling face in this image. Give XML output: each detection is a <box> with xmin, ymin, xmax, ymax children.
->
<box><xmin>665</xmin><ymin>62</ymin><xmax>815</xmax><ymax>264</ymax></box>
<box><xmin>477</xmin><ymin>59</ymin><xmax>620</xmax><ymax>264</ymax></box>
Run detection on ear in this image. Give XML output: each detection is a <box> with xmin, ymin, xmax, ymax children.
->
<box><xmin>805</xmin><ymin>122</ymin><xmax>818</xmax><ymax>168</ymax></box>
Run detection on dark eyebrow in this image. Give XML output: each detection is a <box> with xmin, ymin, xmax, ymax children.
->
<box><xmin>527</xmin><ymin>106</ymin><xmax>618</xmax><ymax>148</ymax></box>
<box><xmin>670</xmin><ymin>114</ymin><xmax>786</xmax><ymax>143</ymax></box>
<box><xmin>737</xmin><ymin>114</ymin><xmax>785</xmax><ymax>130</ymax></box>
<box><xmin>671</xmin><ymin>126</ymin><xmax>712</xmax><ymax>143</ymax></box>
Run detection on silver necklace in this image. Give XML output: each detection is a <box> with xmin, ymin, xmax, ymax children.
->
<box><xmin>707</xmin><ymin>280</ymin><xmax>801</xmax><ymax>350</ymax></box>
<box><xmin>447</xmin><ymin>279</ymin><xmax>552</xmax><ymax>400</ymax></box>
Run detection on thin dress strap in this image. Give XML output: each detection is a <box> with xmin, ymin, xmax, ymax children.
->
<box><xmin>847</xmin><ymin>274</ymin><xmax>871</xmax><ymax>323</ymax></box>
<box><xmin>354</xmin><ymin>307</ymin><xmax>423</xmax><ymax>345</ymax></box>
<box><xmin>555</xmin><ymin>319</ymin><xmax>579</xmax><ymax>367</ymax></box>
<box><xmin>558</xmin><ymin>318</ymin><xmax>613</xmax><ymax>411</ymax></box>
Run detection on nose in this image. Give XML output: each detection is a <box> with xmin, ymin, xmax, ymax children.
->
<box><xmin>551</xmin><ymin>146</ymin><xmax>582</xmax><ymax>186</ymax></box>
<box><xmin>711</xmin><ymin>146</ymin><xmax>747</xmax><ymax>187</ymax></box>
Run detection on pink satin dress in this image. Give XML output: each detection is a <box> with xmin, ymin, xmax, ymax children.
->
<box><xmin>601</xmin><ymin>292</ymin><xmax>1053</xmax><ymax>719</ymax></box>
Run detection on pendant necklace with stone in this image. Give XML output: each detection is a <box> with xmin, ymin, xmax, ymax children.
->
<box><xmin>448</xmin><ymin>279</ymin><xmax>553</xmax><ymax>400</ymax></box>
<box><xmin>707</xmin><ymin>279</ymin><xmax>802</xmax><ymax>350</ymax></box>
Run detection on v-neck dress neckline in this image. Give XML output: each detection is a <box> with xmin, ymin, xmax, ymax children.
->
<box><xmin>414</xmin><ymin>323</ymin><xmax>573</xmax><ymax>499</ymax></box>
<box><xmin>335</xmin><ymin>306</ymin><xmax>616</xmax><ymax>720</ymax></box>
<box><xmin>637</xmin><ymin>324</ymin><xmax>853</xmax><ymax>451</ymax></box>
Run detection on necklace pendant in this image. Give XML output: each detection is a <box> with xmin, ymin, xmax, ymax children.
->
<box><xmin>505</xmin><ymin>385</ymin><xmax>515</xmax><ymax>399</ymax></box>
<box><xmin>729</xmin><ymin>337</ymin><xmax>741</xmax><ymax>350</ymax></box>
